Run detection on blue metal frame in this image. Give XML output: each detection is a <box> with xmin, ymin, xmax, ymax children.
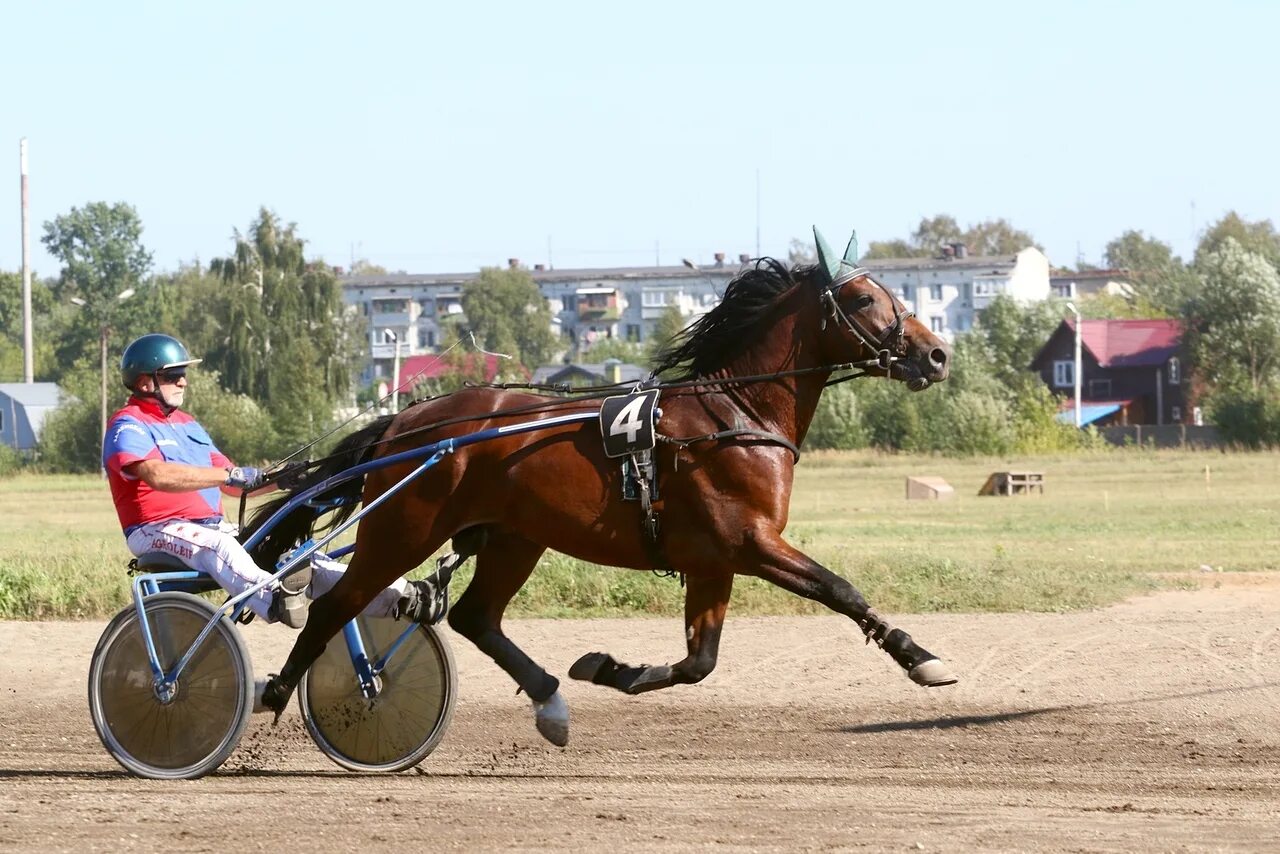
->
<box><xmin>132</xmin><ymin>410</ymin><xmax>599</xmax><ymax>703</ymax></box>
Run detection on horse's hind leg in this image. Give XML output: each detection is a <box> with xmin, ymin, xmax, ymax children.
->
<box><xmin>445</xmin><ymin>531</ymin><xmax>571</xmax><ymax>745</ymax></box>
<box><xmin>743</xmin><ymin>528</ymin><xmax>957</xmax><ymax>687</ymax></box>
<box><xmin>570</xmin><ymin>572</ymin><xmax>735</xmax><ymax>695</ymax></box>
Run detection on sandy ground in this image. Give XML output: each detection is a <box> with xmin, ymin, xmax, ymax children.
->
<box><xmin>1</xmin><ymin>574</ymin><xmax>1278</xmax><ymax>853</ymax></box>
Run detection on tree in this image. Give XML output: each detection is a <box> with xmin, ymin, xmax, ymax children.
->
<box><xmin>973</xmin><ymin>295</ymin><xmax>1064</xmax><ymax>388</ymax></box>
<box><xmin>1183</xmin><ymin>238</ymin><xmax>1280</xmax><ymax>393</ymax></box>
<box><xmin>349</xmin><ymin>259</ymin><xmax>388</xmax><ymax>276</ymax></box>
<box><xmin>205</xmin><ymin>208</ymin><xmax>365</xmax><ymax>444</ymax></box>
<box><xmin>581</xmin><ymin>337</ymin><xmax>646</xmax><ymax>365</ymax></box>
<box><xmin>460</xmin><ymin>266</ymin><xmax>557</xmax><ymax>369</ymax></box>
<box><xmin>41</xmin><ymin>203</ymin><xmax>156</xmax><ymax>375</ymax></box>
<box><xmin>911</xmin><ymin>215</ymin><xmax>964</xmax><ymax>252</ymax></box>
<box><xmin>1196</xmin><ymin>212</ymin><xmax>1280</xmax><ymax>272</ymax></box>
<box><xmin>862</xmin><ymin>238</ymin><xmax>915</xmax><ymax>260</ymax></box>
<box><xmin>787</xmin><ymin>238</ymin><xmax>816</xmax><ymax>267</ymax></box>
<box><xmin>0</xmin><ymin>271</ymin><xmax>56</xmax><ymax>381</ymax></box>
<box><xmin>856</xmin><ymin>215</ymin><xmax>1039</xmax><ymax>261</ymax></box>
<box><xmin>1103</xmin><ymin>230</ymin><xmax>1192</xmax><ymax>314</ymax></box>
<box><xmin>646</xmin><ymin>304</ymin><xmax>688</xmax><ymax>363</ymax></box>
<box><xmin>963</xmin><ymin>218</ymin><xmax>1039</xmax><ymax>256</ymax></box>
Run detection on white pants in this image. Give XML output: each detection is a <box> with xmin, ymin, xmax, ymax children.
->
<box><xmin>125</xmin><ymin>519</ymin><xmax>407</xmax><ymax>623</ymax></box>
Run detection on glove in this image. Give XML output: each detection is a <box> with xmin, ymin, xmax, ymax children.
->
<box><xmin>225</xmin><ymin>466</ymin><xmax>264</xmax><ymax>491</ymax></box>
<box><xmin>273</xmin><ymin>460</ymin><xmax>311</xmax><ymax>491</ymax></box>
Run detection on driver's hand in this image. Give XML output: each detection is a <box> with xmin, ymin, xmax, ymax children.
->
<box><xmin>225</xmin><ymin>466</ymin><xmax>264</xmax><ymax>491</ymax></box>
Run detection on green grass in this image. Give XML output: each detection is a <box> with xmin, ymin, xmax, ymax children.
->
<box><xmin>2</xmin><ymin>449</ymin><xmax>1277</xmax><ymax>620</ymax></box>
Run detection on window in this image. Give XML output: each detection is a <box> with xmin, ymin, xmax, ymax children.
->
<box><xmin>1171</xmin><ymin>405</ymin><xmax>1182</xmax><ymax>422</ymax></box>
<box><xmin>1053</xmin><ymin>360</ymin><xmax>1074</xmax><ymax>388</ymax></box>
<box><xmin>929</xmin><ymin>284</ymin><xmax>943</xmax><ymax>301</ymax></box>
<box><xmin>929</xmin><ymin>316</ymin><xmax>944</xmax><ymax>333</ymax></box>
<box><xmin>372</xmin><ymin>298</ymin><xmax>407</xmax><ymax>314</ymax></box>
<box><xmin>900</xmin><ymin>285</ymin><xmax>912</xmax><ymax>301</ymax></box>
<box><xmin>1168</xmin><ymin>357</ymin><xmax>1180</xmax><ymax>384</ymax></box>
<box><xmin>642</xmin><ymin>291</ymin><xmax>668</xmax><ymax>307</ymax></box>
<box><xmin>1088</xmin><ymin>379</ymin><xmax>1111</xmax><ymax>398</ymax></box>
<box><xmin>1053</xmin><ymin>282</ymin><xmax>1076</xmax><ymax>299</ymax></box>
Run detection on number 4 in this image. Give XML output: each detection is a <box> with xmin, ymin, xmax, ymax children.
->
<box><xmin>609</xmin><ymin>396</ymin><xmax>647</xmax><ymax>444</ymax></box>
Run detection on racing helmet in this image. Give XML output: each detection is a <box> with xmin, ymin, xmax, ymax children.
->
<box><xmin>119</xmin><ymin>334</ymin><xmax>202</xmax><ymax>390</ymax></box>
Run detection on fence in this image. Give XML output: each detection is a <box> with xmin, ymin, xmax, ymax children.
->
<box><xmin>1098</xmin><ymin>424</ymin><xmax>1222</xmax><ymax>449</ymax></box>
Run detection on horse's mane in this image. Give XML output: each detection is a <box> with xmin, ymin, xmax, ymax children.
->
<box><xmin>652</xmin><ymin>257</ymin><xmax>810</xmax><ymax>380</ymax></box>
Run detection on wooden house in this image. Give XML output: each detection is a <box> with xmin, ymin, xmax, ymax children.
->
<box><xmin>1029</xmin><ymin>319</ymin><xmax>1193</xmax><ymax>426</ymax></box>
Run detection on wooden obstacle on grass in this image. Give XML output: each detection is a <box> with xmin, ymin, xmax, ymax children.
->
<box><xmin>979</xmin><ymin>471</ymin><xmax>1044</xmax><ymax>496</ymax></box>
<box><xmin>905</xmin><ymin>476</ymin><xmax>955</xmax><ymax>500</ymax></box>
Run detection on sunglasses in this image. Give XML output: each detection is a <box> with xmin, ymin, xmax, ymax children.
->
<box><xmin>156</xmin><ymin>368</ymin><xmax>187</xmax><ymax>383</ymax></box>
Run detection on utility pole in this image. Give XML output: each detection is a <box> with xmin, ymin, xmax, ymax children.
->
<box><xmin>99</xmin><ymin>325</ymin><xmax>108</xmax><ymax>477</ymax></box>
<box><xmin>20</xmin><ymin>139</ymin><xmax>34</xmax><ymax>383</ymax></box>
<box><xmin>755</xmin><ymin>168</ymin><xmax>761</xmax><ymax>258</ymax></box>
<box><xmin>1067</xmin><ymin>302</ymin><xmax>1082</xmax><ymax>428</ymax></box>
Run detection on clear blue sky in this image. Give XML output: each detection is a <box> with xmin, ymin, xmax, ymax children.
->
<box><xmin>2</xmin><ymin>1</ymin><xmax>1276</xmax><ymax>278</ymax></box>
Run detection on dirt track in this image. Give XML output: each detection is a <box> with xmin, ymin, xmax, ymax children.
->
<box><xmin>2</xmin><ymin>575</ymin><xmax>1279</xmax><ymax>852</ymax></box>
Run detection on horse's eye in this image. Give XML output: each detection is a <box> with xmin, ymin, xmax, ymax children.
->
<box><xmin>854</xmin><ymin>294</ymin><xmax>875</xmax><ymax>310</ymax></box>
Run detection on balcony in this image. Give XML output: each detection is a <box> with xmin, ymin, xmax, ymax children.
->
<box><xmin>578</xmin><ymin>305</ymin><xmax>620</xmax><ymax>321</ymax></box>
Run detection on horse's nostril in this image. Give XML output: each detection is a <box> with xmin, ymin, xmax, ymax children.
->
<box><xmin>930</xmin><ymin>348</ymin><xmax>948</xmax><ymax>367</ymax></box>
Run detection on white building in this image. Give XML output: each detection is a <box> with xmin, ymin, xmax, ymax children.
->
<box><xmin>862</xmin><ymin>245</ymin><xmax>1052</xmax><ymax>340</ymax></box>
<box><xmin>341</xmin><ymin>256</ymin><xmax>743</xmax><ymax>381</ymax></box>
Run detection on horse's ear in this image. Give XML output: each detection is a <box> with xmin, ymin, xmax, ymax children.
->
<box><xmin>842</xmin><ymin>231</ymin><xmax>859</xmax><ymax>266</ymax></box>
<box><xmin>813</xmin><ymin>226</ymin><xmax>839</xmax><ymax>289</ymax></box>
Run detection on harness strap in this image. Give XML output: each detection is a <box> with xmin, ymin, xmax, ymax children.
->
<box><xmin>657</xmin><ymin>428</ymin><xmax>801</xmax><ymax>466</ymax></box>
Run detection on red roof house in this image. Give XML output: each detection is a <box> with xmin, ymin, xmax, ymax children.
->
<box><xmin>387</xmin><ymin>352</ymin><xmax>529</xmax><ymax>394</ymax></box>
<box><xmin>1029</xmin><ymin>319</ymin><xmax>1191</xmax><ymax>426</ymax></box>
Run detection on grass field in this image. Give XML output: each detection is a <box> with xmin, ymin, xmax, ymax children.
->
<box><xmin>1</xmin><ymin>448</ymin><xmax>1277</xmax><ymax>620</ymax></box>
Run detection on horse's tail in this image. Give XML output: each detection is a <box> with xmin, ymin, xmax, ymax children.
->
<box><xmin>242</xmin><ymin>414</ymin><xmax>396</xmax><ymax>569</ymax></box>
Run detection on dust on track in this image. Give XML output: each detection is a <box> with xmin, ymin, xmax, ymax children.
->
<box><xmin>2</xmin><ymin>575</ymin><xmax>1279</xmax><ymax>852</ymax></box>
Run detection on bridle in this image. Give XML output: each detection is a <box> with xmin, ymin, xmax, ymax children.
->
<box><xmin>819</xmin><ymin>267</ymin><xmax>916</xmax><ymax>374</ymax></box>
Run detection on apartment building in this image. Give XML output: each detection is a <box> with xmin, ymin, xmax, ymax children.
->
<box><xmin>862</xmin><ymin>245</ymin><xmax>1052</xmax><ymax>340</ymax></box>
<box><xmin>342</xmin><ymin>256</ymin><xmax>743</xmax><ymax>380</ymax></box>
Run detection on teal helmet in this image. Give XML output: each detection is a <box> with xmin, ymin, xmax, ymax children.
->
<box><xmin>120</xmin><ymin>334</ymin><xmax>202</xmax><ymax>390</ymax></box>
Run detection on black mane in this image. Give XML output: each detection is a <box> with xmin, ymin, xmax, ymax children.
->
<box><xmin>652</xmin><ymin>258</ymin><xmax>811</xmax><ymax>380</ymax></box>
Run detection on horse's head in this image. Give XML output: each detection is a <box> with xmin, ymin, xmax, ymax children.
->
<box><xmin>812</xmin><ymin>227</ymin><xmax>950</xmax><ymax>390</ymax></box>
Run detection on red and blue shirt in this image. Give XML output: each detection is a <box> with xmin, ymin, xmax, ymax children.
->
<box><xmin>103</xmin><ymin>396</ymin><xmax>233</xmax><ymax>535</ymax></box>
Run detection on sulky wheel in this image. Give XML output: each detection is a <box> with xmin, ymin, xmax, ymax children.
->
<box><xmin>88</xmin><ymin>592</ymin><xmax>254</xmax><ymax>779</ymax></box>
<box><xmin>299</xmin><ymin>617</ymin><xmax>456</xmax><ymax>772</ymax></box>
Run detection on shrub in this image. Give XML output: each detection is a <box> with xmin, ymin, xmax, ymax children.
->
<box><xmin>0</xmin><ymin>443</ymin><xmax>20</xmax><ymax>477</ymax></box>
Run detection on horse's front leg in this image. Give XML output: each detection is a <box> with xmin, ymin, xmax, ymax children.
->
<box><xmin>570</xmin><ymin>572</ymin><xmax>734</xmax><ymax>694</ymax></box>
<box><xmin>744</xmin><ymin>527</ymin><xmax>957</xmax><ymax>687</ymax></box>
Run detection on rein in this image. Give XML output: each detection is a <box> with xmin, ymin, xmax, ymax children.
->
<box><xmin>262</xmin><ymin>264</ymin><xmax>913</xmax><ymax>485</ymax></box>
<box><xmin>270</xmin><ymin>358</ymin><xmax>880</xmax><ymax>483</ymax></box>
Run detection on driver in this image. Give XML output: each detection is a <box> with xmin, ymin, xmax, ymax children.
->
<box><xmin>102</xmin><ymin>333</ymin><xmax>445</xmax><ymax>629</ymax></box>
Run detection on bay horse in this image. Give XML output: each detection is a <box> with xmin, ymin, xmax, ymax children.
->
<box><xmin>252</xmin><ymin>231</ymin><xmax>956</xmax><ymax>745</ymax></box>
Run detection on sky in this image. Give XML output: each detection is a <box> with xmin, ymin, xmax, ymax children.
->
<box><xmin>2</xmin><ymin>1</ymin><xmax>1277</xmax><ymax>280</ymax></box>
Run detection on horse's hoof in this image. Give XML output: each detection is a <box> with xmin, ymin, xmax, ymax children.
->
<box><xmin>259</xmin><ymin>674</ymin><xmax>293</xmax><ymax>721</ymax></box>
<box><xmin>533</xmin><ymin>691</ymin><xmax>570</xmax><ymax>747</ymax></box>
<box><xmin>909</xmin><ymin>658</ymin><xmax>958</xmax><ymax>687</ymax></box>
<box><xmin>568</xmin><ymin>652</ymin><xmax>615</xmax><ymax>683</ymax></box>
<box><xmin>620</xmin><ymin>664</ymin><xmax>672</xmax><ymax>695</ymax></box>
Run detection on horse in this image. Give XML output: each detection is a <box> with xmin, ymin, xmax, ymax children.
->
<box><xmin>252</xmin><ymin>230</ymin><xmax>956</xmax><ymax>746</ymax></box>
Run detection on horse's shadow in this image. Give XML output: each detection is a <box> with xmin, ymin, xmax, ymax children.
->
<box><xmin>837</xmin><ymin>681</ymin><xmax>1279</xmax><ymax>734</ymax></box>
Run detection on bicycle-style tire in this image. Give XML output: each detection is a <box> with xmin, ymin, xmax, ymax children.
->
<box><xmin>88</xmin><ymin>592</ymin><xmax>254</xmax><ymax>779</ymax></box>
<box><xmin>298</xmin><ymin>617</ymin><xmax>456</xmax><ymax>772</ymax></box>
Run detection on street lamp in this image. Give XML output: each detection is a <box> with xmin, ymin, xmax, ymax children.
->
<box><xmin>383</xmin><ymin>329</ymin><xmax>402</xmax><ymax>412</ymax></box>
<box><xmin>71</xmin><ymin>288</ymin><xmax>136</xmax><ymax>476</ymax></box>
<box><xmin>1066</xmin><ymin>301</ymin><xmax>1082</xmax><ymax>428</ymax></box>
